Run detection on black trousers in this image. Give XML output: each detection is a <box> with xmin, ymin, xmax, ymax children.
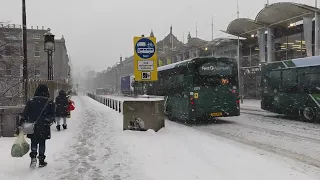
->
<box><xmin>29</xmin><ymin>138</ymin><xmax>46</xmax><ymax>158</ymax></box>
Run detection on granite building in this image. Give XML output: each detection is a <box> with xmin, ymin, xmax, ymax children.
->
<box><xmin>0</xmin><ymin>23</ymin><xmax>70</xmax><ymax>105</ymax></box>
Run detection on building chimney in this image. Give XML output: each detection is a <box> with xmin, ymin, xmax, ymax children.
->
<box><xmin>120</xmin><ymin>56</ymin><xmax>123</xmax><ymax>64</ymax></box>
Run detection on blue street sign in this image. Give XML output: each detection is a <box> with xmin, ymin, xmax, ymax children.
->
<box><xmin>135</xmin><ymin>38</ymin><xmax>155</xmax><ymax>59</ymax></box>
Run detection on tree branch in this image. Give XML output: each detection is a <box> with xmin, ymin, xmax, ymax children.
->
<box><xmin>1</xmin><ymin>61</ymin><xmax>47</xmax><ymax>96</ymax></box>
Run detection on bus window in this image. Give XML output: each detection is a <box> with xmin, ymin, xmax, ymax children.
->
<box><xmin>267</xmin><ymin>70</ymin><xmax>281</xmax><ymax>91</ymax></box>
<box><xmin>195</xmin><ymin>75</ymin><xmax>236</xmax><ymax>87</ymax></box>
<box><xmin>282</xmin><ymin>69</ymin><xmax>298</xmax><ymax>93</ymax></box>
<box><xmin>297</xmin><ymin>67</ymin><xmax>320</xmax><ymax>93</ymax></box>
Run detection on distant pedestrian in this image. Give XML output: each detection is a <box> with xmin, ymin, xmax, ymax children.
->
<box><xmin>66</xmin><ymin>95</ymin><xmax>75</xmax><ymax>118</ymax></box>
<box><xmin>55</xmin><ymin>90</ymin><xmax>69</xmax><ymax>131</ymax></box>
<box><xmin>19</xmin><ymin>84</ymin><xmax>55</xmax><ymax>168</ymax></box>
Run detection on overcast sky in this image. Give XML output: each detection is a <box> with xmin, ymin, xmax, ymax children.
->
<box><xmin>0</xmin><ymin>0</ymin><xmax>317</xmax><ymax>74</ymax></box>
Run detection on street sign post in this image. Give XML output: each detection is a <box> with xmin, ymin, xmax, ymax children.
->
<box><xmin>133</xmin><ymin>36</ymin><xmax>158</xmax><ymax>81</ymax></box>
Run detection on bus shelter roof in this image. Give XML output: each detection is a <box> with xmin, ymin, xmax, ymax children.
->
<box><xmin>225</xmin><ymin>2</ymin><xmax>320</xmax><ymax>38</ymax></box>
<box><xmin>255</xmin><ymin>2</ymin><xmax>319</xmax><ymax>27</ymax></box>
<box><xmin>225</xmin><ymin>18</ymin><xmax>266</xmax><ymax>38</ymax></box>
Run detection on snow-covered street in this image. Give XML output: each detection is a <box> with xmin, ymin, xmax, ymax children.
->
<box><xmin>1</xmin><ymin>96</ymin><xmax>320</xmax><ymax>180</ymax></box>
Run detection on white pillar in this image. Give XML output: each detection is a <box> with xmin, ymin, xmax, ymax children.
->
<box><xmin>257</xmin><ymin>29</ymin><xmax>266</xmax><ymax>62</ymax></box>
<box><xmin>315</xmin><ymin>13</ymin><xmax>320</xmax><ymax>56</ymax></box>
<box><xmin>303</xmin><ymin>17</ymin><xmax>313</xmax><ymax>57</ymax></box>
<box><xmin>267</xmin><ymin>27</ymin><xmax>274</xmax><ymax>62</ymax></box>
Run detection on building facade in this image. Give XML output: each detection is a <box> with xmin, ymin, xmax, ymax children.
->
<box><xmin>0</xmin><ymin>23</ymin><xmax>70</xmax><ymax>105</ymax></box>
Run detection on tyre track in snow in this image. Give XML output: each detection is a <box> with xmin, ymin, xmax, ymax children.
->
<box><xmin>184</xmin><ymin>112</ymin><xmax>320</xmax><ymax>169</ymax></box>
<box><xmin>194</xmin><ymin>125</ymin><xmax>320</xmax><ymax>168</ymax></box>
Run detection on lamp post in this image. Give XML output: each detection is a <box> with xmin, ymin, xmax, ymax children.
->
<box><xmin>22</xmin><ymin>0</ymin><xmax>28</xmax><ymax>103</ymax></box>
<box><xmin>43</xmin><ymin>28</ymin><xmax>55</xmax><ymax>80</ymax></box>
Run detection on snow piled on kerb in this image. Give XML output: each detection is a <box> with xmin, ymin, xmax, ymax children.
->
<box><xmin>0</xmin><ymin>96</ymin><xmax>317</xmax><ymax>180</ymax></box>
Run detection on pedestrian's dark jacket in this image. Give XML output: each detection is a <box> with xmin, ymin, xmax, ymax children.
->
<box><xmin>20</xmin><ymin>84</ymin><xmax>55</xmax><ymax>140</ymax></box>
<box><xmin>55</xmin><ymin>90</ymin><xmax>69</xmax><ymax>117</ymax></box>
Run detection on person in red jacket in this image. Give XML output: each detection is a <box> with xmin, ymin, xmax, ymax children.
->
<box><xmin>66</xmin><ymin>95</ymin><xmax>75</xmax><ymax>118</ymax></box>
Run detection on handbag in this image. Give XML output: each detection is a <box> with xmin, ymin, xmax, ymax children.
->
<box><xmin>68</xmin><ymin>101</ymin><xmax>75</xmax><ymax>111</ymax></box>
<box><xmin>22</xmin><ymin>99</ymin><xmax>49</xmax><ymax>134</ymax></box>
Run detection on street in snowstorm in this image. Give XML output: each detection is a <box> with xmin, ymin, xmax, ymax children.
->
<box><xmin>3</xmin><ymin>0</ymin><xmax>320</xmax><ymax>180</ymax></box>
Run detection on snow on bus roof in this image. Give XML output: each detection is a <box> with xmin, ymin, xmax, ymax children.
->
<box><xmin>158</xmin><ymin>59</ymin><xmax>193</xmax><ymax>72</ymax></box>
<box><xmin>291</xmin><ymin>56</ymin><xmax>320</xmax><ymax>67</ymax></box>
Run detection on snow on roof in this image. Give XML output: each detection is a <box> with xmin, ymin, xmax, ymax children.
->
<box><xmin>157</xmin><ymin>59</ymin><xmax>193</xmax><ymax>72</ymax></box>
<box><xmin>291</xmin><ymin>56</ymin><xmax>320</xmax><ymax>68</ymax></box>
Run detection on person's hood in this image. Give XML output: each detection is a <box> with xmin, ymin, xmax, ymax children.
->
<box><xmin>34</xmin><ymin>84</ymin><xmax>50</xmax><ymax>98</ymax></box>
<box><xmin>59</xmin><ymin>90</ymin><xmax>66</xmax><ymax>96</ymax></box>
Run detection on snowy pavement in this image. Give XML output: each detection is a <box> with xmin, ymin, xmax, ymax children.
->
<box><xmin>0</xmin><ymin>96</ymin><xmax>319</xmax><ymax>180</ymax></box>
<box><xmin>240</xmin><ymin>99</ymin><xmax>263</xmax><ymax>111</ymax></box>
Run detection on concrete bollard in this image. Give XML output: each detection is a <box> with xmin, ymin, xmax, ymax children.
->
<box><xmin>123</xmin><ymin>99</ymin><xmax>165</xmax><ymax>132</ymax></box>
<box><xmin>0</xmin><ymin>106</ymin><xmax>24</xmax><ymax>137</ymax></box>
<box><xmin>115</xmin><ymin>100</ymin><xmax>118</xmax><ymax>111</ymax></box>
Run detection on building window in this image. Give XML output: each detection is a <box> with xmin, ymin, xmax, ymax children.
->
<box><xmin>34</xmin><ymin>44</ymin><xmax>40</xmax><ymax>57</ymax></box>
<box><xmin>19</xmin><ymin>33</ymin><xmax>23</xmax><ymax>39</ymax></box>
<box><xmin>5</xmin><ymin>89</ymin><xmax>12</xmax><ymax>98</ymax></box>
<box><xmin>33</xmin><ymin>33</ymin><xmax>40</xmax><ymax>39</ymax></box>
<box><xmin>3</xmin><ymin>32</ymin><xmax>11</xmax><ymax>38</ymax></box>
<box><xmin>4</xmin><ymin>45</ymin><xmax>15</xmax><ymax>56</ymax></box>
<box><xmin>5</xmin><ymin>66</ymin><xmax>12</xmax><ymax>76</ymax></box>
<box><xmin>35</xmin><ymin>69</ymin><xmax>41</xmax><ymax>76</ymax></box>
<box><xmin>19</xmin><ymin>46</ymin><xmax>23</xmax><ymax>57</ymax></box>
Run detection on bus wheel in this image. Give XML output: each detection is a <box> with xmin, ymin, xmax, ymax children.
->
<box><xmin>300</xmin><ymin>107</ymin><xmax>316</xmax><ymax>123</ymax></box>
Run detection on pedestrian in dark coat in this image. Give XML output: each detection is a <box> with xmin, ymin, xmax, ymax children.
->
<box><xmin>55</xmin><ymin>90</ymin><xmax>69</xmax><ymax>131</ymax></box>
<box><xmin>19</xmin><ymin>84</ymin><xmax>55</xmax><ymax>168</ymax></box>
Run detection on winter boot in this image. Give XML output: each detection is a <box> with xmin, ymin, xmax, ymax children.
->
<box><xmin>62</xmin><ymin>124</ymin><xmax>67</xmax><ymax>130</ymax></box>
<box><xmin>56</xmin><ymin>125</ymin><xmax>60</xmax><ymax>131</ymax></box>
<box><xmin>38</xmin><ymin>155</ymin><xmax>47</xmax><ymax>168</ymax></box>
<box><xmin>30</xmin><ymin>157</ymin><xmax>37</xmax><ymax>169</ymax></box>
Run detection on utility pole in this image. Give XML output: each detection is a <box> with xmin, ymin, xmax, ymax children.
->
<box><xmin>196</xmin><ymin>22</ymin><xmax>198</xmax><ymax>38</ymax></box>
<box><xmin>315</xmin><ymin>0</ymin><xmax>319</xmax><ymax>56</ymax></box>
<box><xmin>182</xmin><ymin>32</ymin><xmax>185</xmax><ymax>43</ymax></box>
<box><xmin>22</xmin><ymin>0</ymin><xmax>28</xmax><ymax>103</ymax></box>
<box><xmin>237</xmin><ymin>0</ymin><xmax>240</xmax><ymax>18</ymax></box>
<box><xmin>211</xmin><ymin>15</ymin><xmax>214</xmax><ymax>41</ymax></box>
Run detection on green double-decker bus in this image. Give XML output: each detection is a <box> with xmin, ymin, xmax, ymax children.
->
<box><xmin>146</xmin><ymin>57</ymin><xmax>240</xmax><ymax>123</ymax></box>
<box><xmin>261</xmin><ymin>56</ymin><xmax>320</xmax><ymax>122</ymax></box>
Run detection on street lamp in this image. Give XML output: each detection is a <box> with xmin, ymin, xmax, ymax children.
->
<box><xmin>22</xmin><ymin>0</ymin><xmax>28</xmax><ymax>103</ymax></box>
<box><xmin>44</xmin><ymin>28</ymin><xmax>55</xmax><ymax>80</ymax></box>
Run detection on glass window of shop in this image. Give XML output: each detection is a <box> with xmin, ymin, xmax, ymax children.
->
<box><xmin>274</xmin><ymin>31</ymin><xmax>306</xmax><ymax>61</ymax></box>
<box><xmin>241</xmin><ymin>40</ymin><xmax>259</xmax><ymax>67</ymax></box>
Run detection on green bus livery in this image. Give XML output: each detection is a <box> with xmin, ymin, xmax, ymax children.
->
<box><xmin>146</xmin><ymin>57</ymin><xmax>240</xmax><ymax>123</ymax></box>
<box><xmin>261</xmin><ymin>56</ymin><xmax>320</xmax><ymax>122</ymax></box>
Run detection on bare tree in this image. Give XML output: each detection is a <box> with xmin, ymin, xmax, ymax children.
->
<box><xmin>0</xmin><ymin>23</ymin><xmax>47</xmax><ymax>105</ymax></box>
